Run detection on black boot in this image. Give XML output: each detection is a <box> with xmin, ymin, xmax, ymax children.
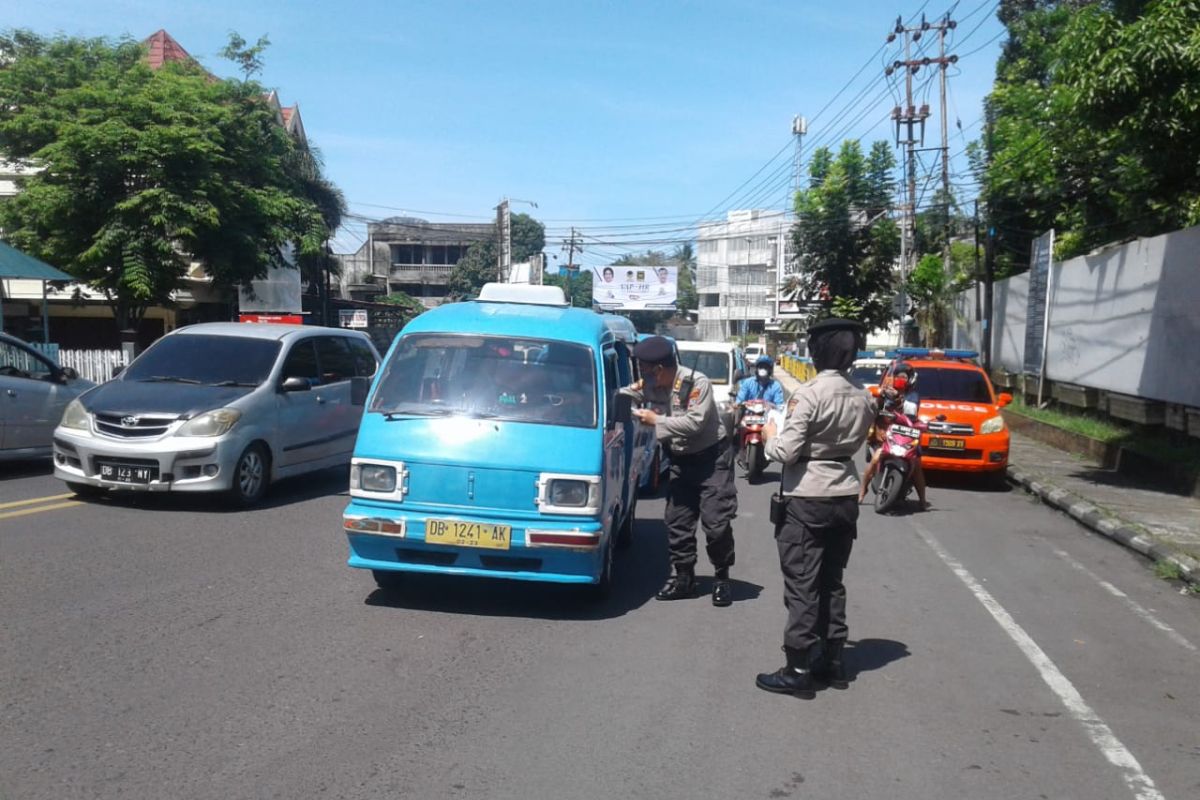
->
<box><xmin>656</xmin><ymin>567</ymin><xmax>696</xmax><ymax>601</ymax></box>
<box><xmin>755</xmin><ymin>646</ymin><xmax>817</xmax><ymax>699</ymax></box>
<box><xmin>813</xmin><ymin>639</ymin><xmax>849</xmax><ymax>690</ymax></box>
<box><xmin>711</xmin><ymin>568</ymin><xmax>732</xmax><ymax>607</ymax></box>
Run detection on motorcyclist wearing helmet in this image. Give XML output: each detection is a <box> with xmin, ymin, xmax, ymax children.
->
<box><xmin>736</xmin><ymin>354</ymin><xmax>786</xmax><ymax>407</ymax></box>
<box><xmin>858</xmin><ymin>362</ymin><xmax>929</xmax><ymax>508</ymax></box>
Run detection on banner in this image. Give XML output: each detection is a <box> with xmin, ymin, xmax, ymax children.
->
<box><xmin>592</xmin><ymin>265</ymin><xmax>676</xmax><ymax>310</ymax></box>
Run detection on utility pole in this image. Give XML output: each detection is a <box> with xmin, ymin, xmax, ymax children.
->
<box><xmin>937</xmin><ymin>14</ymin><xmax>957</xmax><ymax>273</ymax></box>
<box><xmin>886</xmin><ymin>12</ymin><xmax>957</xmax><ymax>339</ymax></box>
<box><xmin>496</xmin><ymin>199</ymin><xmax>511</xmax><ymax>282</ymax></box>
<box><xmin>982</xmin><ymin>108</ymin><xmax>996</xmax><ymax>373</ymax></box>
<box><xmin>562</xmin><ymin>227</ymin><xmax>582</xmax><ymax>305</ymax></box>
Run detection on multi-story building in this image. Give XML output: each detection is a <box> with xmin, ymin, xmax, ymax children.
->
<box><xmin>695</xmin><ymin>209</ymin><xmax>791</xmax><ymax>343</ymax></box>
<box><xmin>335</xmin><ymin>218</ymin><xmax>494</xmax><ymax>307</ymax></box>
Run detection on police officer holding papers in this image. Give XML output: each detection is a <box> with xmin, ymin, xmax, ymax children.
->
<box><xmin>627</xmin><ymin>336</ymin><xmax>738</xmax><ymax>606</ymax></box>
<box><xmin>757</xmin><ymin>318</ymin><xmax>875</xmax><ymax>699</ymax></box>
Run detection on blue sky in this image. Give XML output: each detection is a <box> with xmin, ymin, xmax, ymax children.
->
<box><xmin>4</xmin><ymin>1</ymin><xmax>1005</xmax><ymax>267</ymax></box>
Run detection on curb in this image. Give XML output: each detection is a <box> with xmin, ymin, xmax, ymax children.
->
<box><xmin>1007</xmin><ymin>465</ymin><xmax>1199</xmax><ymax>587</ymax></box>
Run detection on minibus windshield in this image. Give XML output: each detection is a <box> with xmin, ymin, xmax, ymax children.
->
<box><xmin>371</xmin><ymin>334</ymin><xmax>597</xmax><ymax>428</ymax></box>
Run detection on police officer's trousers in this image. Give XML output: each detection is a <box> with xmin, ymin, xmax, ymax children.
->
<box><xmin>775</xmin><ymin>495</ymin><xmax>858</xmax><ymax>651</ymax></box>
<box><xmin>664</xmin><ymin>439</ymin><xmax>738</xmax><ymax>571</ymax></box>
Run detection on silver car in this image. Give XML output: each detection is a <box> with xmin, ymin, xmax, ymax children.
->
<box><xmin>53</xmin><ymin>323</ymin><xmax>380</xmax><ymax>506</ymax></box>
<box><xmin>1</xmin><ymin>332</ymin><xmax>95</xmax><ymax>461</ymax></box>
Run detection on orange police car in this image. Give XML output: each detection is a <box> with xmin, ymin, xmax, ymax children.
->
<box><xmin>876</xmin><ymin>348</ymin><xmax>1012</xmax><ymax>484</ymax></box>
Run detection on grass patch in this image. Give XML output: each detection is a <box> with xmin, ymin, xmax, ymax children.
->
<box><xmin>1153</xmin><ymin>559</ymin><xmax>1184</xmax><ymax>581</ymax></box>
<box><xmin>1008</xmin><ymin>398</ymin><xmax>1200</xmax><ymax>472</ymax></box>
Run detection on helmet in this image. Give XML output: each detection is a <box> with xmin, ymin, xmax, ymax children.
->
<box><xmin>891</xmin><ymin>361</ymin><xmax>917</xmax><ymax>392</ymax></box>
<box><xmin>755</xmin><ymin>354</ymin><xmax>774</xmax><ymax>376</ymax></box>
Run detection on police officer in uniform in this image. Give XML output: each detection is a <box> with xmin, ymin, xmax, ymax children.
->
<box><xmin>756</xmin><ymin>318</ymin><xmax>875</xmax><ymax>698</ymax></box>
<box><xmin>627</xmin><ymin>336</ymin><xmax>738</xmax><ymax>606</ymax></box>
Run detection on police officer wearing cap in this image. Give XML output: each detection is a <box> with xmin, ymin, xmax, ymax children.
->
<box><xmin>756</xmin><ymin>318</ymin><xmax>876</xmax><ymax>698</ymax></box>
<box><xmin>626</xmin><ymin>335</ymin><xmax>738</xmax><ymax>606</ymax></box>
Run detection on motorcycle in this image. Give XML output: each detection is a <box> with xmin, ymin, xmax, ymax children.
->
<box><xmin>736</xmin><ymin>399</ymin><xmax>773</xmax><ymax>481</ymax></box>
<box><xmin>868</xmin><ymin>411</ymin><xmax>926</xmax><ymax>514</ymax></box>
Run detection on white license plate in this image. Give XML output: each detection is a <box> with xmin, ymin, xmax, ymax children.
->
<box><xmin>891</xmin><ymin>424</ymin><xmax>921</xmax><ymax>438</ymax></box>
<box><xmin>99</xmin><ymin>463</ymin><xmax>157</xmax><ymax>484</ymax></box>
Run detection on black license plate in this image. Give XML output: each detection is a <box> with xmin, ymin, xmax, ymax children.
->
<box><xmin>98</xmin><ymin>462</ymin><xmax>158</xmax><ymax>484</ymax></box>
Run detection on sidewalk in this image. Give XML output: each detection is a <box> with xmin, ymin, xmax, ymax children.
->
<box><xmin>1006</xmin><ymin>431</ymin><xmax>1200</xmax><ymax>585</ymax></box>
<box><xmin>774</xmin><ymin>368</ymin><xmax>1200</xmax><ymax>585</ymax></box>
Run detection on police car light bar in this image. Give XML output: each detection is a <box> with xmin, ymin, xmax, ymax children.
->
<box><xmin>895</xmin><ymin>347</ymin><xmax>979</xmax><ymax>360</ymax></box>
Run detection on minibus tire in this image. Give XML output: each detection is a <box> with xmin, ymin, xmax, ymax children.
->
<box><xmin>616</xmin><ymin>498</ymin><xmax>637</xmax><ymax>550</ymax></box>
<box><xmin>583</xmin><ymin>542</ymin><xmax>613</xmax><ymax>602</ymax></box>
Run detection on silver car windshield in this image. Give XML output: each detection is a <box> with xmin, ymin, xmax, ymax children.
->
<box><xmin>123</xmin><ymin>335</ymin><xmax>282</xmax><ymax>386</ymax></box>
<box><xmin>370</xmin><ymin>334</ymin><xmax>597</xmax><ymax>428</ymax></box>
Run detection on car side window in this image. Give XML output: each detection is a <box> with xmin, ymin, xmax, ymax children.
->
<box><xmin>348</xmin><ymin>338</ymin><xmax>378</xmax><ymax>378</ymax></box>
<box><xmin>602</xmin><ymin>348</ymin><xmax>619</xmax><ymax>424</ymax></box>
<box><xmin>0</xmin><ymin>340</ymin><xmax>54</xmax><ymax>382</ymax></box>
<box><xmin>282</xmin><ymin>340</ymin><xmax>320</xmax><ymax>385</ymax></box>
<box><xmin>315</xmin><ymin>337</ymin><xmax>356</xmax><ymax>384</ymax></box>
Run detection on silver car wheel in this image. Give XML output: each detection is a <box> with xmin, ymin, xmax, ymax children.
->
<box><xmin>238</xmin><ymin>449</ymin><xmax>264</xmax><ymax>496</ymax></box>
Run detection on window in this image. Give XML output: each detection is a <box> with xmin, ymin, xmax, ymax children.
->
<box><xmin>315</xmin><ymin>337</ymin><xmax>356</xmax><ymax>383</ymax></box>
<box><xmin>680</xmin><ymin>351</ymin><xmax>732</xmax><ymax>385</ymax></box>
<box><xmin>391</xmin><ymin>244</ymin><xmax>423</xmax><ymax>265</ymax></box>
<box><xmin>282</xmin><ymin>340</ymin><xmax>319</xmax><ymax>384</ymax></box>
<box><xmin>917</xmin><ymin>368</ymin><xmax>995</xmax><ymax>403</ymax></box>
<box><xmin>0</xmin><ymin>340</ymin><xmax>54</xmax><ymax>381</ymax></box>
<box><xmin>602</xmin><ymin>348</ymin><xmax>619</xmax><ymax>423</ymax></box>
<box><xmin>347</xmin><ymin>338</ymin><xmax>378</xmax><ymax>377</ymax></box>
<box><xmin>370</xmin><ymin>334</ymin><xmax>597</xmax><ymax>428</ymax></box>
<box><xmin>122</xmin><ymin>335</ymin><xmax>281</xmax><ymax>386</ymax></box>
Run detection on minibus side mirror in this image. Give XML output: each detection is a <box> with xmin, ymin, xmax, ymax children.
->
<box><xmin>281</xmin><ymin>376</ymin><xmax>311</xmax><ymax>393</ymax></box>
<box><xmin>351</xmin><ymin>376</ymin><xmax>370</xmax><ymax>406</ymax></box>
<box><xmin>613</xmin><ymin>392</ymin><xmax>633</xmax><ymax>426</ymax></box>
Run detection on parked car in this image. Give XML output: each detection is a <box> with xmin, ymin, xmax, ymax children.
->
<box><xmin>873</xmin><ymin>348</ymin><xmax>1013</xmax><ymax>485</ymax></box>
<box><xmin>850</xmin><ymin>351</ymin><xmax>893</xmax><ymax>386</ymax></box>
<box><xmin>1</xmin><ymin>332</ymin><xmax>95</xmax><ymax>462</ymax></box>
<box><xmin>53</xmin><ymin>323</ymin><xmax>380</xmax><ymax>505</ymax></box>
<box><xmin>743</xmin><ymin>343</ymin><xmax>764</xmax><ymax>361</ymax></box>
<box><xmin>674</xmin><ymin>340</ymin><xmax>746</xmax><ymax>407</ymax></box>
<box><xmin>343</xmin><ymin>283</ymin><xmax>641</xmax><ymax>599</ymax></box>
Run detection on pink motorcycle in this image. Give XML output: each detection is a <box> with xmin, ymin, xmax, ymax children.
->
<box><xmin>869</xmin><ymin>411</ymin><xmax>926</xmax><ymax>514</ymax></box>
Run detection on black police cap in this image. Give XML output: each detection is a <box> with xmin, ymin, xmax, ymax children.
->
<box><xmin>632</xmin><ymin>335</ymin><xmax>676</xmax><ymax>365</ymax></box>
<box><xmin>806</xmin><ymin>317</ymin><xmax>867</xmax><ymax>338</ymax></box>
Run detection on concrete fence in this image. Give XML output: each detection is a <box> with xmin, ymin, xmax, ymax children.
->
<box><xmin>952</xmin><ymin>224</ymin><xmax>1200</xmax><ymax>432</ymax></box>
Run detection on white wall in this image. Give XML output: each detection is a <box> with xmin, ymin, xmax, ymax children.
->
<box><xmin>953</xmin><ymin>225</ymin><xmax>1200</xmax><ymax>407</ymax></box>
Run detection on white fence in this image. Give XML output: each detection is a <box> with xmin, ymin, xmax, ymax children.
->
<box><xmin>57</xmin><ymin>349</ymin><xmax>129</xmax><ymax>383</ymax></box>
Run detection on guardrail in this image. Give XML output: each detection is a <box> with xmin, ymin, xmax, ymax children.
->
<box><xmin>779</xmin><ymin>354</ymin><xmax>816</xmax><ymax>383</ymax></box>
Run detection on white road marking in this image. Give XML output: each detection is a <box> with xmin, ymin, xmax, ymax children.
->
<box><xmin>1052</xmin><ymin>547</ymin><xmax>1197</xmax><ymax>654</ymax></box>
<box><xmin>912</xmin><ymin>522</ymin><xmax>1166</xmax><ymax>800</ymax></box>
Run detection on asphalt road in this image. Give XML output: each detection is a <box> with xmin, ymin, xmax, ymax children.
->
<box><xmin>3</xmin><ymin>457</ymin><xmax>1198</xmax><ymax>800</ymax></box>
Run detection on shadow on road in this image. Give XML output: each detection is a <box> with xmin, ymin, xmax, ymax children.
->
<box><xmin>844</xmin><ymin>638</ymin><xmax>910</xmax><ymax>681</ymax></box>
<box><xmin>69</xmin><ymin>466</ymin><xmax>350</xmax><ymax>513</ymax></box>
<box><xmin>363</xmin><ymin>516</ymin><xmax>678</xmax><ymax>621</ymax></box>
<box><xmin>0</xmin><ymin>460</ymin><xmax>53</xmax><ymax>480</ymax></box>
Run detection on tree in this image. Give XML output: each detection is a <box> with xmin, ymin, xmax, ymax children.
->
<box><xmin>543</xmin><ymin>269</ymin><xmax>593</xmax><ymax>308</ymax></box>
<box><xmin>980</xmin><ymin>1</ymin><xmax>1200</xmax><ymax>267</ymax></box>
<box><xmin>445</xmin><ymin>213</ymin><xmax>545</xmax><ymax>300</ymax></box>
<box><xmin>0</xmin><ymin>31</ymin><xmax>336</xmax><ymax>332</ymax></box>
<box><xmin>906</xmin><ymin>251</ymin><xmax>973</xmax><ymax>347</ymax></box>
<box><xmin>790</xmin><ymin>140</ymin><xmax>900</xmax><ymax>331</ymax></box>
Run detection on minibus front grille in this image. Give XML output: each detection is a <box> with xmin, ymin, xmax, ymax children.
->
<box><xmin>479</xmin><ymin>555</ymin><xmax>543</xmax><ymax>572</ymax></box>
<box><xmin>395</xmin><ymin>548</ymin><xmax>458</xmax><ymax>567</ymax></box>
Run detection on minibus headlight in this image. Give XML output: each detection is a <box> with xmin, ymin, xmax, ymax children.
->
<box><xmin>980</xmin><ymin>415</ymin><xmax>1006</xmax><ymax>434</ymax></box>
<box><xmin>550</xmin><ymin>479</ymin><xmax>590</xmax><ymax>507</ymax></box>
<box><xmin>179</xmin><ymin>408</ymin><xmax>241</xmax><ymax>437</ymax></box>
<box><xmin>355</xmin><ymin>464</ymin><xmax>397</xmax><ymax>493</ymax></box>
<box><xmin>60</xmin><ymin>398</ymin><xmax>90</xmax><ymax>431</ymax></box>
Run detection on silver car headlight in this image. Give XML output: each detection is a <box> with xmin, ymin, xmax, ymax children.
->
<box><xmin>352</xmin><ymin>464</ymin><xmax>397</xmax><ymax>493</ymax></box>
<box><xmin>60</xmin><ymin>398</ymin><xmax>90</xmax><ymax>431</ymax></box>
<box><xmin>980</xmin><ymin>415</ymin><xmax>1006</xmax><ymax>434</ymax></box>
<box><xmin>178</xmin><ymin>408</ymin><xmax>242</xmax><ymax>437</ymax></box>
<box><xmin>537</xmin><ymin>473</ymin><xmax>602</xmax><ymax>514</ymax></box>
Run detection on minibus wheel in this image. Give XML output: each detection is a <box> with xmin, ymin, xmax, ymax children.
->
<box><xmin>583</xmin><ymin>539</ymin><xmax>613</xmax><ymax>603</ymax></box>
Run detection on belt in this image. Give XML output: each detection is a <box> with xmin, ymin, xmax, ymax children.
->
<box><xmin>670</xmin><ymin>440</ymin><xmax>724</xmax><ymax>461</ymax></box>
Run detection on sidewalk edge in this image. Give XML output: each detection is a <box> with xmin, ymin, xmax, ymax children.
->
<box><xmin>1007</xmin><ymin>466</ymin><xmax>1199</xmax><ymax>587</ymax></box>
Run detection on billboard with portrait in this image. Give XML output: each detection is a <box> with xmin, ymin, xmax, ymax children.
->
<box><xmin>592</xmin><ymin>265</ymin><xmax>677</xmax><ymax>310</ymax></box>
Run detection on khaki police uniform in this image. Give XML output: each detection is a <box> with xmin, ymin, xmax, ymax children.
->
<box><xmin>633</xmin><ymin>365</ymin><xmax>737</xmax><ymax>572</ymax></box>
<box><xmin>763</xmin><ymin>369</ymin><xmax>875</xmax><ymax>653</ymax></box>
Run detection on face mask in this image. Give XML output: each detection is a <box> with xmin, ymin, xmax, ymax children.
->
<box><xmin>757</xmin><ymin>368</ymin><xmax>769</xmax><ymax>379</ymax></box>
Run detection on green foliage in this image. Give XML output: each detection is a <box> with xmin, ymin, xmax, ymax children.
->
<box><xmin>791</xmin><ymin>140</ymin><xmax>900</xmax><ymax>332</ymax></box>
<box><xmin>983</xmin><ymin>1</ymin><xmax>1200</xmax><ymax>269</ymax></box>
<box><xmin>543</xmin><ymin>269</ymin><xmax>593</xmax><ymax>308</ymax></box>
<box><xmin>445</xmin><ymin>213</ymin><xmax>545</xmax><ymax>301</ymax></box>
<box><xmin>0</xmin><ymin>30</ymin><xmax>339</xmax><ymax>332</ymax></box>
<box><xmin>380</xmin><ymin>291</ymin><xmax>425</xmax><ymax>314</ymax></box>
<box><xmin>220</xmin><ymin>32</ymin><xmax>271</xmax><ymax>79</ymax></box>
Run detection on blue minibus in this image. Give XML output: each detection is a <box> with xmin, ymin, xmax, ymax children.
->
<box><xmin>343</xmin><ymin>284</ymin><xmax>642</xmax><ymax>599</ymax></box>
